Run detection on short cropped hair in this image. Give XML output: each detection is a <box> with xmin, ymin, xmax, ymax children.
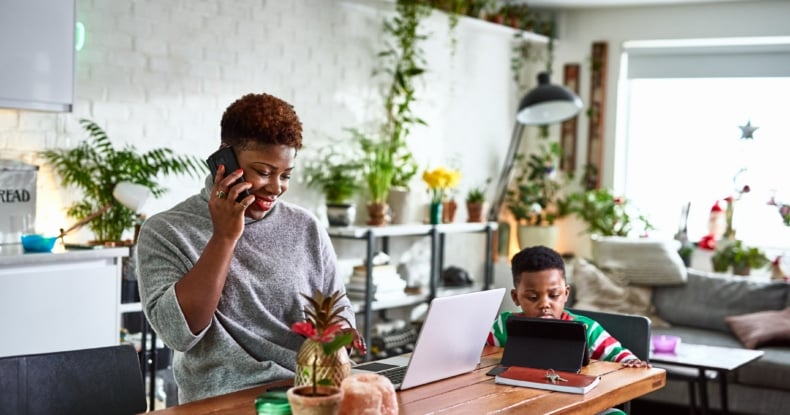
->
<box><xmin>511</xmin><ymin>245</ymin><xmax>566</xmax><ymax>285</ymax></box>
<box><xmin>220</xmin><ymin>93</ymin><xmax>303</xmax><ymax>150</ymax></box>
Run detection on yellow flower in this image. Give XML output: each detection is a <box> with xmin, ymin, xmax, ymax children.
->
<box><xmin>422</xmin><ymin>166</ymin><xmax>461</xmax><ymax>203</ymax></box>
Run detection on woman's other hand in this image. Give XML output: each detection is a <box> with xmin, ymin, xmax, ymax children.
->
<box><xmin>209</xmin><ymin>164</ymin><xmax>253</xmax><ymax>241</ymax></box>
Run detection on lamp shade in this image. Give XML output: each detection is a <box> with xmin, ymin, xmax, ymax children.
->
<box><xmin>516</xmin><ymin>72</ymin><xmax>582</xmax><ymax>125</ymax></box>
<box><xmin>113</xmin><ymin>182</ymin><xmax>150</xmax><ymax>213</ymax></box>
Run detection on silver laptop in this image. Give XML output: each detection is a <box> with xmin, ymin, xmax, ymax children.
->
<box><xmin>352</xmin><ymin>288</ymin><xmax>506</xmax><ymax>390</ymax></box>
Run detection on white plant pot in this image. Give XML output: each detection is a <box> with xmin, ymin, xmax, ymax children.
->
<box><xmin>326</xmin><ymin>203</ymin><xmax>356</xmax><ymax>227</ymax></box>
<box><xmin>517</xmin><ymin>225</ymin><xmax>559</xmax><ymax>251</ymax></box>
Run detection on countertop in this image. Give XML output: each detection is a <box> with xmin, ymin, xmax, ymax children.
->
<box><xmin>0</xmin><ymin>243</ymin><xmax>130</xmax><ymax>266</ymax></box>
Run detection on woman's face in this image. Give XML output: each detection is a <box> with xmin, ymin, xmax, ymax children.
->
<box><xmin>235</xmin><ymin>144</ymin><xmax>296</xmax><ymax>220</ymax></box>
<box><xmin>511</xmin><ymin>269</ymin><xmax>570</xmax><ymax>319</ymax></box>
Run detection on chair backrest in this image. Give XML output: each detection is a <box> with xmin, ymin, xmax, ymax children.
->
<box><xmin>568</xmin><ymin>308</ymin><xmax>652</xmax><ymax>361</ymax></box>
<box><xmin>0</xmin><ymin>344</ymin><xmax>146</xmax><ymax>415</ymax></box>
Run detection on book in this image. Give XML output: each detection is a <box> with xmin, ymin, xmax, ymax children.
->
<box><xmin>494</xmin><ymin>366</ymin><xmax>601</xmax><ymax>394</ymax></box>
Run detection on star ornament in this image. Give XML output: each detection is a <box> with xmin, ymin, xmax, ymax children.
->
<box><xmin>739</xmin><ymin>120</ymin><xmax>758</xmax><ymax>140</ymax></box>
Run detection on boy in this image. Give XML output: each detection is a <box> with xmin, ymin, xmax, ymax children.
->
<box><xmin>487</xmin><ymin>245</ymin><xmax>650</xmax><ymax>368</ymax></box>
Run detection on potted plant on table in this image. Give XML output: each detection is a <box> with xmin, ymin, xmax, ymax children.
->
<box><xmin>561</xmin><ymin>188</ymin><xmax>653</xmax><ymax>238</ymax></box>
<box><xmin>505</xmin><ymin>140</ymin><xmax>568</xmax><ymax>249</ymax></box>
<box><xmin>711</xmin><ymin>240</ymin><xmax>770</xmax><ymax>276</ymax></box>
<box><xmin>303</xmin><ymin>144</ymin><xmax>364</xmax><ymax>227</ymax></box>
<box><xmin>354</xmin><ymin>130</ymin><xmax>396</xmax><ymax>226</ymax></box>
<box><xmin>289</xmin><ymin>290</ymin><xmax>365</xmax><ymax>414</ymax></box>
<box><xmin>465</xmin><ymin>178</ymin><xmax>491</xmax><ymax>223</ymax></box>
<box><xmin>422</xmin><ymin>166</ymin><xmax>461</xmax><ymax>225</ymax></box>
<box><xmin>40</xmin><ymin>119</ymin><xmax>204</xmax><ymax>245</ymax></box>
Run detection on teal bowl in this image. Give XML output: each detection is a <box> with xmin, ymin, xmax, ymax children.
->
<box><xmin>20</xmin><ymin>234</ymin><xmax>58</xmax><ymax>253</ymax></box>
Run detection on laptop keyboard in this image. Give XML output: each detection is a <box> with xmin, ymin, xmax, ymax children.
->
<box><xmin>378</xmin><ymin>365</ymin><xmax>407</xmax><ymax>385</ymax></box>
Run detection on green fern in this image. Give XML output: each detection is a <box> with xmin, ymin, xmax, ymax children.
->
<box><xmin>41</xmin><ymin>119</ymin><xmax>205</xmax><ymax>243</ymax></box>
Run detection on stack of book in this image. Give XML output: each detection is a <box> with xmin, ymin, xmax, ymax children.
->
<box><xmin>345</xmin><ymin>264</ymin><xmax>407</xmax><ymax>302</ymax></box>
<box><xmin>494</xmin><ymin>366</ymin><xmax>601</xmax><ymax>394</ymax></box>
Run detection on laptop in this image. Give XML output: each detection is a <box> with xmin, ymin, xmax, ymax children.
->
<box><xmin>352</xmin><ymin>288</ymin><xmax>506</xmax><ymax>390</ymax></box>
<box><xmin>486</xmin><ymin>316</ymin><xmax>589</xmax><ymax>376</ymax></box>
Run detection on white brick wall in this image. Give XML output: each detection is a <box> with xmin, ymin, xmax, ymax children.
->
<box><xmin>0</xmin><ymin>1</ymin><xmax>517</xmax><ymax>263</ymax></box>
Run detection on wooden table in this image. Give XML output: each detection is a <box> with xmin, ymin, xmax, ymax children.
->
<box><xmin>651</xmin><ymin>343</ymin><xmax>764</xmax><ymax>415</ymax></box>
<box><xmin>143</xmin><ymin>346</ymin><xmax>665</xmax><ymax>415</ymax></box>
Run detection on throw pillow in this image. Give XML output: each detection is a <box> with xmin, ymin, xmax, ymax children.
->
<box><xmin>591</xmin><ymin>236</ymin><xmax>687</xmax><ymax>286</ymax></box>
<box><xmin>570</xmin><ymin>257</ymin><xmax>670</xmax><ymax>328</ymax></box>
<box><xmin>724</xmin><ymin>307</ymin><xmax>790</xmax><ymax>349</ymax></box>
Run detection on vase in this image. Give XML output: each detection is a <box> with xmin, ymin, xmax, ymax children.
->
<box><xmin>286</xmin><ymin>385</ymin><xmax>343</xmax><ymax>415</ymax></box>
<box><xmin>294</xmin><ymin>339</ymin><xmax>351</xmax><ymax>388</ymax></box>
<box><xmin>366</xmin><ymin>202</ymin><xmax>389</xmax><ymax>226</ymax></box>
<box><xmin>429</xmin><ymin>202</ymin><xmax>442</xmax><ymax>225</ymax></box>
<box><xmin>516</xmin><ymin>225</ymin><xmax>558</xmax><ymax>251</ymax></box>
<box><xmin>387</xmin><ymin>186</ymin><xmax>413</xmax><ymax>224</ymax></box>
<box><xmin>326</xmin><ymin>203</ymin><xmax>355</xmax><ymax>227</ymax></box>
<box><xmin>442</xmin><ymin>200</ymin><xmax>457</xmax><ymax>223</ymax></box>
<box><xmin>466</xmin><ymin>202</ymin><xmax>485</xmax><ymax>223</ymax></box>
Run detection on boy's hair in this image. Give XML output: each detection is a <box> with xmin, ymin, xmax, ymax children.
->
<box><xmin>220</xmin><ymin>93</ymin><xmax>303</xmax><ymax>150</ymax></box>
<box><xmin>511</xmin><ymin>245</ymin><xmax>566</xmax><ymax>285</ymax></box>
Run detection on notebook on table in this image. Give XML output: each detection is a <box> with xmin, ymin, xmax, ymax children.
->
<box><xmin>494</xmin><ymin>365</ymin><xmax>601</xmax><ymax>394</ymax></box>
<box><xmin>486</xmin><ymin>316</ymin><xmax>589</xmax><ymax>376</ymax></box>
<box><xmin>352</xmin><ymin>288</ymin><xmax>506</xmax><ymax>390</ymax></box>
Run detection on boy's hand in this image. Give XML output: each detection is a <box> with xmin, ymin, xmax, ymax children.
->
<box><xmin>622</xmin><ymin>359</ymin><xmax>652</xmax><ymax>368</ymax></box>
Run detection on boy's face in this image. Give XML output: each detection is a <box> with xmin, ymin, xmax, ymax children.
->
<box><xmin>511</xmin><ymin>269</ymin><xmax>570</xmax><ymax>319</ymax></box>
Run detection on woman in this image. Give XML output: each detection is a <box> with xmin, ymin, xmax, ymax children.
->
<box><xmin>136</xmin><ymin>93</ymin><xmax>353</xmax><ymax>403</ymax></box>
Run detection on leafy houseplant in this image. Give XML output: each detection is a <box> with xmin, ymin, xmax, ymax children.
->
<box><xmin>711</xmin><ymin>240</ymin><xmax>770</xmax><ymax>276</ymax></box>
<box><xmin>40</xmin><ymin>119</ymin><xmax>204</xmax><ymax>243</ymax></box>
<box><xmin>466</xmin><ymin>178</ymin><xmax>491</xmax><ymax>223</ymax></box>
<box><xmin>561</xmin><ymin>188</ymin><xmax>653</xmax><ymax>237</ymax></box>
<box><xmin>303</xmin><ymin>146</ymin><xmax>363</xmax><ymax>205</ymax></box>
<box><xmin>505</xmin><ymin>140</ymin><xmax>565</xmax><ymax>226</ymax></box>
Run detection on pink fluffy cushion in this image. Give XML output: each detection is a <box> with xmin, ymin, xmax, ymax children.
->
<box><xmin>724</xmin><ymin>307</ymin><xmax>790</xmax><ymax>349</ymax></box>
<box><xmin>339</xmin><ymin>373</ymin><xmax>398</xmax><ymax>415</ymax></box>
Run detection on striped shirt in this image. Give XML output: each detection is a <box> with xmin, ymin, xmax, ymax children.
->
<box><xmin>486</xmin><ymin>310</ymin><xmax>637</xmax><ymax>363</ymax></box>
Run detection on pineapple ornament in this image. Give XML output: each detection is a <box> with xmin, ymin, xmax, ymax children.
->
<box><xmin>291</xmin><ymin>290</ymin><xmax>365</xmax><ymax>389</ymax></box>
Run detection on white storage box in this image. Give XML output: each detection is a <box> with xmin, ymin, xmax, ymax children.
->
<box><xmin>0</xmin><ymin>159</ymin><xmax>37</xmax><ymax>244</ymax></box>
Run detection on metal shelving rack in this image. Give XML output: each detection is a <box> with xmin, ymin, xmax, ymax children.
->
<box><xmin>327</xmin><ymin>222</ymin><xmax>497</xmax><ymax>360</ymax></box>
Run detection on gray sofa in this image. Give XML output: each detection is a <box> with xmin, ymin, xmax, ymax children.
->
<box><xmin>641</xmin><ymin>269</ymin><xmax>790</xmax><ymax>415</ymax></box>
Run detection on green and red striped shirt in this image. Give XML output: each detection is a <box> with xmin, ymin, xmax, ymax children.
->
<box><xmin>487</xmin><ymin>310</ymin><xmax>638</xmax><ymax>363</ymax></box>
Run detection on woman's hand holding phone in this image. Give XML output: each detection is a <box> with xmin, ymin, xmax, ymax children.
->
<box><xmin>208</xmin><ymin>163</ymin><xmax>253</xmax><ymax>241</ymax></box>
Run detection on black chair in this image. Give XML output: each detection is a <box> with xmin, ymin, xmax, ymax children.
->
<box><xmin>569</xmin><ymin>308</ymin><xmax>652</xmax><ymax>414</ymax></box>
<box><xmin>0</xmin><ymin>344</ymin><xmax>147</xmax><ymax>415</ymax></box>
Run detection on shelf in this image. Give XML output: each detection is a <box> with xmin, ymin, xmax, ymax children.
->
<box><xmin>329</xmin><ymin>221</ymin><xmax>497</xmax><ymax>361</ymax></box>
<box><xmin>350</xmin><ymin>292</ymin><xmax>430</xmax><ymax>313</ymax></box>
<box><xmin>328</xmin><ymin>222</ymin><xmax>497</xmax><ymax>238</ymax></box>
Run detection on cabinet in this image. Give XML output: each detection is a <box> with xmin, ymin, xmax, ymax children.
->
<box><xmin>327</xmin><ymin>222</ymin><xmax>497</xmax><ymax>360</ymax></box>
<box><xmin>0</xmin><ymin>245</ymin><xmax>129</xmax><ymax>357</ymax></box>
<box><xmin>0</xmin><ymin>0</ymin><xmax>75</xmax><ymax>112</ymax></box>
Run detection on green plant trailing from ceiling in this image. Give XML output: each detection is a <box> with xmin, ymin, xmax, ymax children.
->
<box><xmin>375</xmin><ymin>0</ymin><xmax>432</xmax><ymax>189</ymax></box>
<box><xmin>41</xmin><ymin>119</ymin><xmax>204</xmax><ymax>243</ymax></box>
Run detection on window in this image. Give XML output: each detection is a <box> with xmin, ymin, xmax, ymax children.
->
<box><xmin>616</xmin><ymin>38</ymin><xmax>790</xmax><ymax>249</ymax></box>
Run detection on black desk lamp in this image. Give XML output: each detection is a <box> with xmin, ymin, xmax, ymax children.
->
<box><xmin>488</xmin><ymin>72</ymin><xmax>583</xmax><ymax>222</ymax></box>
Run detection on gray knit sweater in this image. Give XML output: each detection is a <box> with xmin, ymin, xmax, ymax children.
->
<box><xmin>135</xmin><ymin>177</ymin><xmax>351</xmax><ymax>403</ymax></box>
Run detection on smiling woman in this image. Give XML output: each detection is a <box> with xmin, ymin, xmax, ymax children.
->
<box><xmin>135</xmin><ymin>92</ymin><xmax>357</xmax><ymax>404</ymax></box>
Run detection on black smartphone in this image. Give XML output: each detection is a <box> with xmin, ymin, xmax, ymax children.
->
<box><xmin>206</xmin><ymin>146</ymin><xmax>251</xmax><ymax>202</ymax></box>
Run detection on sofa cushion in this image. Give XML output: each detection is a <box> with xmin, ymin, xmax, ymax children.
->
<box><xmin>591</xmin><ymin>236</ymin><xmax>687</xmax><ymax>286</ymax></box>
<box><xmin>725</xmin><ymin>308</ymin><xmax>790</xmax><ymax>349</ymax></box>
<box><xmin>570</xmin><ymin>257</ymin><xmax>669</xmax><ymax>327</ymax></box>
<box><xmin>736</xmin><ymin>346</ymin><xmax>790</xmax><ymax>391</ymax></box>
<box><xmin>653</xmin><ymin>269</ymin><xmax>789</xmax><ymax>332</ymax></box>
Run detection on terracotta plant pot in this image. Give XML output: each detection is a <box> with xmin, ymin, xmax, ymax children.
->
<box><xmin>287</xmin><ymin>385</ymin><xmax>342</xmax><ymax>415</ymax></box>
<box><xmin>466</xmin><ymin>202</ymin><xmax>484</xmax><ymax>223</ymax></box>
<box><xmin>442</xmin><ymin>200</ymin><xmax>457</xmax><ymax>223</ymax></box>
<box><xmin>366</xmin><ymin>202</ymin><xmax>390</xmax><ymax>226</ymax></box>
